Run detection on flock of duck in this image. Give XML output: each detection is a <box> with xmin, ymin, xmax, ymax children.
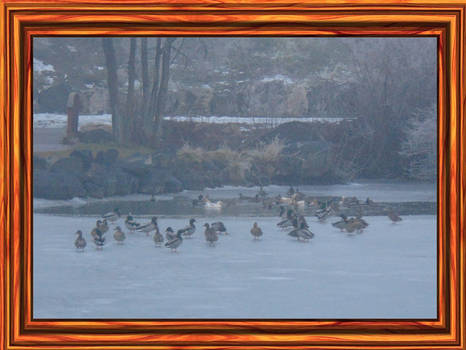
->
<box><xmin>74</xmin><ymin>209</ymin><xmax>233</xmax><ymax>252</ymax></box>
<box><xmin>74</xmin><ymin>186</ymin><xmax>403</xmax><ymax>252</ymax></box>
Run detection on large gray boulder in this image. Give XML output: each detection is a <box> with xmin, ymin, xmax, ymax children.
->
<box><xmin>95</xmin><ymin>149</ymin><xmax>119</xmax><ymax>166</ymax></box>
<box><xmin>50</xmin><ymin>156</ymin><xmax>84</xmax><ymax>174</ymax></box>
<box><xmin>138</xmin><ymin>168</ymin><xmax>183</xmax><ymax>194</ymax></box>
<box><xmin>34</xmin><ymin>169</ymin><xmax>86</xmax><ymax>199</ymax></box>
<box><xmin>69</xmin><ymin>150</ymin><xmax>93</xmax><ymax>171</ymax></box>
<box><xmin>85</xmin><ymin>163</ymin><xmax>138</xmax><ymax>197</ymax></box>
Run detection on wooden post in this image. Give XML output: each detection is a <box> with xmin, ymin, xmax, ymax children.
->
<box><xmin>66</xmin><ymin>92</ymin><xmax>81</xmax><ymax>138</ymax></box>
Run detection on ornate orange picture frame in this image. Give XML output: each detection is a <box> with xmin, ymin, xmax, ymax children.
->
<box><xmin>0</xmin><ymin>0</ymin><xmax>464</xmax><ymax>349</ymax></box>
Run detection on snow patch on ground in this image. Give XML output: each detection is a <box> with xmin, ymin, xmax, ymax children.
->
<box><xmin>261</xmin><ymin>74</ymin><xmax>294</xmax><ymax>84</ymax></box>
<box><xmin>34</xmin><ymin>113</ymin><xmax>112</xmax><ymax>129</ymax></box>
<box><xmin>33</xmin><ymin>193</ymin><xmax>174</xmax><ymax>210</ymax></box>
<box><xmin>33</xmin><ymin>214</ymin><xmax>436</xmax><ymax>319</ymax></box>
<box><xmin>33</xmin><ymin>113</ymin><xmax>350</xmax><ymax>129</ymax></box>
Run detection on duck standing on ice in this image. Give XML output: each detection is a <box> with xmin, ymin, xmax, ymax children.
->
<box><xmin>113</xmin><ymin>226</ymin><xmax>126</xmax><ymax>244</ymax></box>
<box><xmin>204</xmin><ymin>223</ymin><xmax>218</xmax><ymax>246</ymax></box>
<box><xmin>74</xmin><ymin>230</ymin><xmax>86</xmax><ymax>251</ymax></box>
<box><xmin>102</xmin><ymin>208</ymin><xmax>121</xmax><ymax>223</ymax></box>
<box><xmin>165</xmin><ymin>230</ymin><xmax>183</xmax><ymax>252</ymax></box>
<box><xmin>136</xmin><ymin>216</ymin><xmax>158</xmax><ymax>236</ymax></box>
<box><xmin>387</xmin><ymin>210</ymin><xmax>402</xmax><ymax>223</ymax></box>
<box><xmin>125</xmin><ymin>214</ymin><xmax>141</xmax><ymax>232</ymax></box>
<box><xmin>277</xmin><ymin>208</ymin><xmax>296</xmax><ymax>229</ymax></box>
<box><xmin>177</xmin><ymin>218</ymin><xmax>196</xmax><ymax>238</ymax></box>
<box><xmin>165</xmin><ymin>227</ymin><xmax>176</xmax><ymax>241</ymax></box>
<box><xmin>332</xmin><ymin>214</ymin><xmax>349</xmax><ymax>231</ymax></box>
<box><xmin>289</xmin><ymin>220</ymin><xmax>314</xmax><ymax>242</ymax></box>
<box><xmin>211</xmin><ymin>221</ymin><xmax>227</xmax><ymax>235</ymax></box>
<box><xmin>97</xmin><ymin>219</ymin><xmax>109</xmax><ymax>234</ymax></box>
<box><xmin>250</xmin><ymin>222</ymin><xmax>263</xmax><ymax>240</ymax></box>
<box><xmin>92</xmin><ymin>228</ymin><xmax>106</xmax><ymax>249</ymax></box>
<box><xmin>153</xmin><ymin>226</ymin><xmax>164</xmax><ymax>247</ymax></box>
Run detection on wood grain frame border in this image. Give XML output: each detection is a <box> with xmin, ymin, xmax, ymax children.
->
<box><xmin>0</xmin><ymin>1</ymin><xmax>464</xmax><ymax>349</ymax></box>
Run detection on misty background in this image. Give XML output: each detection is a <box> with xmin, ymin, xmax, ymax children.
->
<box><xmin>33</xmin><ymin>37</ymin><xmax>437</xmax><ymax>201</ymax></box>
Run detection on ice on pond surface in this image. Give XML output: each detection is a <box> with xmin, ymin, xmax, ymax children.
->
<box><xmin>186</xmin><ymin>182</ymin><xmax>437</xmax><ymax>203</ymax></box>
<box><xmin>33</xmin><ymin>182</ymin><xmax>436</xmax><ymax>211</ymax></box>
<box><xmin>33</xmin><ymin>214</ymin><xmax>436</xmax><ymax>319</ymax></box>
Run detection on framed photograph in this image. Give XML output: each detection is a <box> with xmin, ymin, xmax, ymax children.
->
<box><xmin>1</xmin><ymin>0</ymin><xmax>464</xmax><ymax>349</ymax></box>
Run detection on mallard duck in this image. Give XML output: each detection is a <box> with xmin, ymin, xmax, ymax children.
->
<box><xmin>125</xmin><ymin>214</ymin><xmax>141</xmax><ymax>232</ymax></box>
<box><xmin>316</xmin><ymin>206</ymin><xmax>332</xmax><ymax>222</ymax></box>
<box><xmin>177</xmin><ymin>218</ymin><xmax>196</xmax><ymax>238</ymax></box>
<box><xmin>289</xmin><ymin>221</ymin><xmax>314</xmax><ymax>241</ymax></box>
<box><xmin>287</xmin><ymin>186</ymin><xmax>295</xmax><ymax>196</ymax></box>
<box><xmin>113</xmin><ymin>226</ymin><xmax>126</xmax><ymax>244</ymax></box>
<box><xmin>211</xmin><ymin>221</ymin><xmax>227</xmax><ymax>234</ymax></box>
<box><xmin>97</xmin><ymin>219</ymin><xmax>109</xmax><ymax>234</ymax></box>
<box><xmin>345</xmin><ymin>216</ymin><xmax>368</xmax><ymax>233</ymax></box>
<box><xmin>387</xmin><ymin>210</ymin><xmax>402</xmax><ymax>223</ymax></box>
<box><xmin>277</xmin><ymin>209</ymin><xmax>296</xmax><ymax>229</ymax></box>
<box><xmin>102</xmin><ymin>208</ymin><xmax>121</xmax><ymax>223</ymax></box>
<box><xmin>332</xmin><ymin>214</ymin><xmax>349</xmax><ymax>231</ymax></box>
<box><xmin>204</xmin><ymin>223</ymin><xmax>218</xmax><ymax>246</ymax></box>
<box><xmin>90</xmin><ymin>224</ymin><xmax>101</xmax><ymax>240</ymax></box>
<box><xmin>153</xmin><ymin>226</ymin><xmax>164</xmax><ymax>247</ymax></box>
<box><xmin>92</xmin><ymin>228</ymin><xmax>105</xmax><ymax>249</ymax></box>
<box><xmin>250</xmin><ymin>222</ymin><xmax>263</xmax><ymax>239</ymax></box>
<box><xmin>165</xmin><ymin>227</ymin><xmax>176</xmax><ymax>241</ymax></box>
<box><xmin>355</xmin><ymin>214</ymin><xmax>369</xmax><ymax>228</ymax></box>
<box><xmin>136</xmin><ymin>216</ymin><xmax>158</xmax><ymax>236</ymax></box>
<box><xmin>74</xmin><ymin>230</ymin><xmax>86</xmax><ymax>250</ymax></box>
<box><xmin>165</xmin><ymin>230</ymin><xmax>183</xmax><ymax>252</ymax></box>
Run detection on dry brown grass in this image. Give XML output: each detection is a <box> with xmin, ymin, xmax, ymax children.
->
<box><xmin>247</xmin><ymin>136</ymin><xmax>284</xmax><ymax>162</ymax></box>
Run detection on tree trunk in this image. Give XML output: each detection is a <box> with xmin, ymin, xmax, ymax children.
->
<box><xmin>143</xmin><ymin>38</ymin><xmax>162</xmax><ymax>139</ymax></box>
<box><xmin>124</xmin><ymin>37</ymin><xmax>137</xmax><ymax>144</ymax></box>
<box><xmin>102</xmin><ymin>38</ymin><xmax>120</xmax><ymax>141</ymax></box>
<box><xmin>140</xmin><ymin>38</ymin><xmax>149</xmax><ymax>118</ymax></box>
<box><xmin>153</xmin><ymin>38</ymin><xmax>175</xmax><ymax>144</ymax></box>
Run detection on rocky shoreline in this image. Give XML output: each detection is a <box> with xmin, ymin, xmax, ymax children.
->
<box><xmin>33</xmin><ymin>123</ymin><xmax>347</xmax><ymax>201</ymax></box>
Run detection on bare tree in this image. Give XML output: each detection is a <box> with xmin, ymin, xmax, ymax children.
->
<box><xmin>102</xmin><ymin>37</ymin><xmax>176</xmax><ymax>146</ymax></box>
<box><xmin>102</xmin><ymin>38</ymin><xmax>120</xmax><ymax>141</ymax></box>
<box><xmin>142</xmin><ymin>38</ymin><xmax>176</xmax><ymax>145</ymax></box>
<box><xmin>123</xmin><ymin>38</ymin><xmax>137</xmax><ymax>144</ymax></box>
<box><xmin>140</xmin><ymin>38</ymin><xmax>149</xmax><ymax>118</ymax></box>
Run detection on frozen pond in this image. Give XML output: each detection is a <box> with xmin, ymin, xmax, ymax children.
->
<box><xmin>33</xmin><ymin>182</ymin><xmax>436</xmax><ymax>211</ymax></box>
<box><xmin>184</xmin><ymin>182</ymin><xmax>437</xmax><ymax>203</ymax></box>
<box><xmin>33</xmin><ymin>214</ymin><xmax>436</xmax><ymax>319</ymax></box>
